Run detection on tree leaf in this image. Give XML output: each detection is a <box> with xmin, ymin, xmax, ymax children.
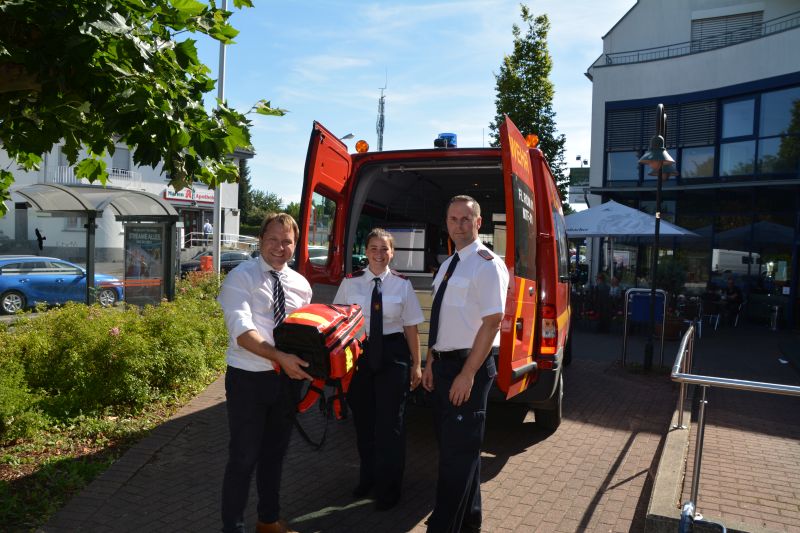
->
<box><xmin>75</xmin><ymin>157</ymin><xmax>108</xmax><ymax>185</ymax></box>
<box><xmin>254</xmin><ymin>100</ymin><xmax>288</xmax><ymax>117</ymax></box>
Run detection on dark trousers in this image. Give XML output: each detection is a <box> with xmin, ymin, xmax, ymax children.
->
<box><xmin>346</xmin><ymin>333</ymin><xmax>411</xmax><ymax>504</ymax></box>
<box><xmin>221</xmin><ymin>366</ymin><xmax>300</xmax><ymax>533</ymax></box>
<box><xmin>427</xmin><ymin>352</ymin><xmax>496</xmax><ymax>533</ymax></box>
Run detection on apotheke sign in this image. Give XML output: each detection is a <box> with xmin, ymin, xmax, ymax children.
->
<box><xmin>163</xmin><ymin>187</ymin><xmax>215</xmax><ymax>204</ymax></box>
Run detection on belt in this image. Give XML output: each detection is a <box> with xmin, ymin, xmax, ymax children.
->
<box><xmin>431</xmin><ymin>349</ymin><xmax>471</xmax><ymax>361</ymax></box>
<box><xmin>430</xmin><ymin>347</ymin><xmax>500</xmax><ymax>362</ymax></box>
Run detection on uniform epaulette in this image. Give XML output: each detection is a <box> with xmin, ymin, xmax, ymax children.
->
<box><xmin>477</xmin><ymin>249</ymin><xmax>493</xmax><ymax>261</ymax></box>
<box><xmin>346</xmin><ymin>269</ymin><xmax>367</xmax><ymax>279</ymax></box>
<box><xmin>390</xmin><ymin>269</ymin><xmax>408</xmax><ymax>280</ymax></box>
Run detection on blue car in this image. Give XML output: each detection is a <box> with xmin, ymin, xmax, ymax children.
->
<box><xmin>0</xmin><ymin>255</ymin><xmax>124</xmax><ymax>314</ymax></box>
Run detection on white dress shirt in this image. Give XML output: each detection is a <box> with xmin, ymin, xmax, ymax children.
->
<box><xmin>430</xmin><ymin>239</ymin><xmax>509</xmax><ymax>351</ymax></box>
<box><xmin>333</xmin><ymin>268</ymin><xmax>424</xmax><ymax>335</ymax></box>
<box><xmin>217</xmin><ymin>256</ymin><xmax>312</xmax><ymax>371</ymax></box>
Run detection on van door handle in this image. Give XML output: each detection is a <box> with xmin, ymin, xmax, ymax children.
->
<box><xmin>515</xmin><ymin>318</ymin><xmax>524</xmax><ymax>339</ymax></box>
<box><xmin>528</xmin><ymin>286</ymin><xmax>534</xmax><ymax>296</ymax></box>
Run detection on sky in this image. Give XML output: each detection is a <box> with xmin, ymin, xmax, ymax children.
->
<box><xmin>195</xmin><ymin>0</ymin><xmax>637</xmax><ymax>206</ymax></box>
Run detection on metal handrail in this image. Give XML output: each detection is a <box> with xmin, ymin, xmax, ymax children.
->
<box><xmin>671</xmin><ymin>326</ymin><xmax>800</xmax><ymax>532</ymax></box>
<box><xmin>182</xmin><ymin>232</ymin><xmax>259</xmax><ymax>250</ymax></box>
<box><xmin>604</xmin><ymin>10</ymin><xmax>800</xmax><ymax>66</ymax></box>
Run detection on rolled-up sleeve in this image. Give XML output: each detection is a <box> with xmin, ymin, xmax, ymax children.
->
<box><xmin>217</xmin><ymin>268</ymin><xmax>258</xmax><ymax>340</ymax></box>
<box><xmin>402</xmin><ymin>280</ymin><xmax>424</xmax><ymax>326</ymax></box>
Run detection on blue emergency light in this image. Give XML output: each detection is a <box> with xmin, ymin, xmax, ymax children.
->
<box><xmin>434</xmin><ymin>132</ymin><xmax>457</xmax><ymax>148</ymax></box>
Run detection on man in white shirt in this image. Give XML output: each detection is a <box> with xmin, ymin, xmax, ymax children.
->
<box><xmin>422</xmin><ymin>195</ymin><xmax>509</xmax><ymax>533</ymax></box>
<box><xmin>203</xmin><ymin>220</ymin><xmax>213</xmax><ymax>244</ymax></box>
<box><xmin>217</xmin><ymin>213</ymin><xmax>312</xmax><ymax>533</ymax></box>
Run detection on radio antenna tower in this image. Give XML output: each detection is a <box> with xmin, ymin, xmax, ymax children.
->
<box><xmin>376</xmin><ymin>73</ymin><xmax>387</xmax><ymax>151</ymax></box>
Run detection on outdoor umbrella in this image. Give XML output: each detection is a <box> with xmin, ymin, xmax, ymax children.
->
<box><xmin>565</xmin><ymin>200</ymin><xmax>698</xmax><ymax>277</ymax></box>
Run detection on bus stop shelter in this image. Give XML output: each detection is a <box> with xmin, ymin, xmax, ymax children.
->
<box><xmin>12</xmin><ymin>183</ymin><xmax>180</xmax><ymax>305</ymax></box>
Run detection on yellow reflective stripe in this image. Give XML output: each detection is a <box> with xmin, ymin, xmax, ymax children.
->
<box><xmin>345</xmin><ymin>346</ymin><xmax>354</xmax><ymax>371</ymax></box>
<box><xmin>557</xmin><ymin>307</ymin><xmax>569</xmax><ymax>330</ymax></box>
<box><xmin>289</xmin><ymin>312</ymin><xmax>329</xmax><ymax>325</ymax></box>
<box><xmin>514</xmin><ymin>281</ymin><xmax>531</xmax><ymax>390</ymax></box>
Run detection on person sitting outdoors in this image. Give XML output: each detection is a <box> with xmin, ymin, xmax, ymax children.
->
<box><xmin>722</xmin><ymin>277</ymin><xmax>743</xmax><ymax>326</ymax></box>
<box><xmin>594</xmin><ymin>273</ymin><xmax>611</xmax><ymax>333</ymax></box>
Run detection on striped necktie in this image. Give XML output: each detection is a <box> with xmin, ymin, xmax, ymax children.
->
<box><xmin>428</xmin><ymin>253</ymin><xmax>460</xmax><ymax>350</ymax></box>
<box><xmin>369</xmin><ymin>277</ymin><xmax>383</xmax><ymax>371</ymax></box>
<box><xmin>270</xmin><ymin>270</ymin><xmax>286</xmax><ymax>326</ymax></box>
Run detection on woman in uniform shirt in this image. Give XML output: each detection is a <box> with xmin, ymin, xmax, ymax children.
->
<box><xmin>334</xmin><ymin>228</ymin><xmax>424</xmax><ymax>510</ymax></box>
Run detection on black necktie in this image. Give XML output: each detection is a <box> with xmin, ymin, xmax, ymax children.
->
<box><xmin>428</xmin><ymin>253</ymin><xmax>460</xmax><ymax>350</ymax></box>
<box><xmin>369</xmin><ymin>277</ymin><xmax>383</xmax><ymax>371</ymax></box>
<box><xmin>270</xmin><ymin>270</ymin><xmax>286</xmax><ymax>326</ymax></box>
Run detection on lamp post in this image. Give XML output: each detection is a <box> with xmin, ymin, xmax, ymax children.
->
<box><xmin>638</xmin><ymin>104</ymin><xmax>676</xmax><ymax>371</ymax></box>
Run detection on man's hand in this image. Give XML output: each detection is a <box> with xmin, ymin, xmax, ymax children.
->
<box><xmin>410</xmin><ymin>362</ymin><xmax>422</xmax><ymax>391</ymax></box>
<box><xmin>276</xmin><ymin>351</ymin><xmax>313</xmax><ymax>381</ymax></box>
<box><xmin>422</xmin><ymin>351</ymin><xmax>435</xmax><ymax>392</ymax></box>
<box><xmin>449</xmin><ymin>370</ymin><xmax>475</xmax><ymax>406</ymax></box>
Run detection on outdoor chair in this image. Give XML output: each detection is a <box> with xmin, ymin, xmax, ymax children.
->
<box><xmin>681</xmin><ymin>299</ymin><xmax>702</xmax><ymax>338</ymax></box>
<box><xmin>701</xmin><ymin>295</ymin><xmax>721</xmax><ymax>332</ymax></box>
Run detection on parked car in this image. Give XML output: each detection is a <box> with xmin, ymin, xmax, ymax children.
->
<box><xmin>180</xmin><ymin>250</ymin><xmax>253</xmax><ymax>276</ymax></box>
<box><xmin>0</xmin><ymin>255</ymin><xmax>124</xmax><ymax>314</ymax></box>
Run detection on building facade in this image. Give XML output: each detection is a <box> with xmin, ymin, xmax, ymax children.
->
<box><xmin>586</xmin><ymin>0</ymin><xmax>800</xmax><ymax>328</ymax></box>
<box><xmin>0</xmin><ymin>143</ymin><xmax>251</xmax><ymax>261</ymax></box>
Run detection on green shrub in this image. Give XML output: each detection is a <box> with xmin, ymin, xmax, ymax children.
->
<box><xmin>1</xmin><ymin>274</ymin><xmax>227</xmax><ymax>441</ymax></box>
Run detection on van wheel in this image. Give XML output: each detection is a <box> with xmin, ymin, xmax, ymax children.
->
<box><xmin>534</xmin><ymin>373</ymin><xmax>563</xmax><ymax>431</ymax></box>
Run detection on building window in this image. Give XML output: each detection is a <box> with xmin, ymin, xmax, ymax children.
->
<box><xmin>758</xmin><ymin>137</ymin><xmax>798</xmax><ymax>174</ymax></box>
<box><xmin>722</xmin><ymin>98</ymin><xmax>755</xmax><ymax>138</ymax></box>
<box><xmin>607</xmin><ymin>151</ymin><xmax>640</xmax><ymax>181</ymax></box>
<box><xmin>65</xmin><ymin>216</ymin><xmax>85</xmax><ymax>230</ymax></box>
<box><xmin>680</xmin><ymin>146</ymin><xmax>715</xmax><ymax>178</ymax></box>
<box><xmin>112</xmin><ymin>147</ymin><xmax>130</xmax><ymax>171</ymax></box>
<box><xmin>691</xmin><ymin>11</ymin><xmax>763</xmax><ymax>53</ymax></box>
<box><xmin>759</xmin><ymin>86</ymin><xmax>800</xmax><ymax>136</ymax></box>
<box><xmin>720</xmin><ymin>140</ymin><xmax>755</xmax><ymax>175</ymax></box>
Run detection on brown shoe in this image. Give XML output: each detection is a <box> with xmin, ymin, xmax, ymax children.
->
<box><xmin>255</xmin><ymin>519</ymin><xmax>297</xmax><ymax>533</ymax></box>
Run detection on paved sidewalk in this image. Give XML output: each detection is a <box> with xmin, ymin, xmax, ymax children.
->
<box><xmin>40</xmin><ymin>324</ymin><xmax>800</xmax><ymax>533</ymax></box>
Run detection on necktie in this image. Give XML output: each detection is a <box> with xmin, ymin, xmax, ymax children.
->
<box><xmin>270</xmin><ymin>270</ymin><xmax>286</xmax><ymax>326</ymax></box>
<box><xmin>369</xmin><ymin>277</ymin><xmax>383</xmax><ymax>371</ymax></box>
<box><xmin>428</xmin><ymin>253</ymin><xmax>460</xmax><ymax>350</ymax></box>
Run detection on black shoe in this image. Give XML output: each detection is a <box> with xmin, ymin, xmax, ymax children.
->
<box><xmin>375</xmin><ymin>497</ymin><xmax>399</xmax><ymax>511</ymax></box>
<box><xmin>352</xmin><ymin>483</ymin><xmax>373</xmax><ymax>498</ymax></box>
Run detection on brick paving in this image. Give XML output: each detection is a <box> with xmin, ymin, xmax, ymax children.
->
<box><xmin>40</xmin><ymin>324</ymin><xmax>800</xmax><ymax>533</ymax></box>
<box><xmin>681</xmin><ymin>326</ymin><xmax>800</xmax><ymax>533</ymax></box>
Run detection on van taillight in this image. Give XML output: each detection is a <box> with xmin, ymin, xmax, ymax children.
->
<box><xmin>540</xmin><ymin>304</ymin><xmax>557</xmax><ymax>362</ymax></box>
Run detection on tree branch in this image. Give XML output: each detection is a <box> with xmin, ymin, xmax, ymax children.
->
<box><xmin>0</xmin><ymin>63</ymin><xmax>41</xmax><ymax>94</ymax></box>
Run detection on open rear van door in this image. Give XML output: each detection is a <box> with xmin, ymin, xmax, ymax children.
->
<box><xmin>497</xmin><ymin>115</ymin><xmax>538</xmax><ymax>399</ymax></box>
<box><xmin>298</xmin><ymin>122</ymin><xmax>352</xmax><ymax>285</ymax></box>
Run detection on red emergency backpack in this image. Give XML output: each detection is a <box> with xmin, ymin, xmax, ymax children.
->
<box><xmin>274</xmin><ymin>303</ymin><xmax>366</xmax><ymax>423</ymax></box>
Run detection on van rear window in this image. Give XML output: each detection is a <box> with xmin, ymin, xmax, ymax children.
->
<box><xmin>512</xmin><ymin>175</ymin><xmax>536</xmax><ymax>279</ymax></box>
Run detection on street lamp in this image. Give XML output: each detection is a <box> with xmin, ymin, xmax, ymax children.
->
<box><xmin>638</xmin><ymin>104</ymin><xmax>676</xmax><ymax>371</ymax></box>
<box><xmin>339</xmin><ymin>133</ymin><xmax>354</xmax><ymax>140</ymax></box>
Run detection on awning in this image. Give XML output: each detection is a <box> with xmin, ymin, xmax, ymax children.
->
<box><xmin>12</xmin><ymin>183</ymin><xmax>179</xmax><ymax>221</ymax></box>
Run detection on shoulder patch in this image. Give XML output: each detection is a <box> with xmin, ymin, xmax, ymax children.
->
<box><xmin>477</xmin><ymin>249</ymin><xmax>493</xmax><ymax>261</ymax></box>
<box><xmin>346</xmin><ymin>269</ymin><xmax>367</xmax><ymax>279</ymax></box>
<box><xmin>390</xmin><ymin>269</ymin><xmax>408</xmax><ymax>280</ymax></box>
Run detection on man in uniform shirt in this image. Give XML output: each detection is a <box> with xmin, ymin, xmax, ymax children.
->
<box><xmin>217</xmin><ymin>213</ymin><xmax>313</xmax><ymax>533</ymax></box>
<box><xmin>422</xmin><ymin>195</ymin><xmax>509</xmax><ymax>533</ymax></box>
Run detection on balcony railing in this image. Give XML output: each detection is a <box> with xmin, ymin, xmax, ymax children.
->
<box><xmin>604</xmin><ymin>10</ymin><xmax>800</xmax><ymax>66</ymax></box>
<box><xmin>48</xmin><ymin>166</ymin><xmax>143</xmax><ymax>189</ymax></box>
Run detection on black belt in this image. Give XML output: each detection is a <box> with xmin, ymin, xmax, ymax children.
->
<box><xmin>431</xmin><ymin>347</ymin><xmax>500</xmax><ymax>362</ymax></box>
<box><xmin>431</xmin><ymin>349</ymin><xmax>471</xmax><ymax>361</ymax></box>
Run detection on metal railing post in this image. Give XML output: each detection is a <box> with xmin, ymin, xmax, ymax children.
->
<box><xmin>690</xmin><ymin>385</ymin><xmax>709</xmax><ymax>506</ymax></box>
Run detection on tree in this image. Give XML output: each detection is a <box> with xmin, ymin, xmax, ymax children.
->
<box><xmin>0</xmin><ymin>0</ymin><xmax>286</xmax><ymax>216</ymax></box>
<box><xmin>285</xmin><ymin>201</ymin><xmax>300</xmax><ymax>222</ymax></box>
<box><xmin>238</xmin><ymin>158</ymin><xmax>253</xmax><ymax>224</ymax></box>
<box><xmin>488</xmin><ymin>5</ymin><xmax>571</xmax><ymax>214</ymax></box>
<box><xmin>246</xmin><ymin>189</ymin><xmax>284</xmax><ymax>226</ymax></box>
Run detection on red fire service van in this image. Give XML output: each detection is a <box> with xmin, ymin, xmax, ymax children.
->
<box><xmin>296</xmin><ymin>116</ymin><xmax>571</xmax><ymax>429</ymax></box>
